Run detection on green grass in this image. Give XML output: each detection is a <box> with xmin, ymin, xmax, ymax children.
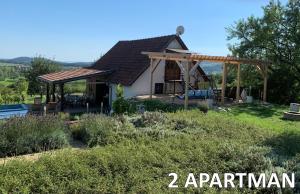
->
<box><xmin>212</xmin><ymin>103</ymin><xmax>300</xmax><ymax>133</ymax></box>
<box><xmin>0</xmin><ymin>78</ymin><xmax>16</xmax><ymax>87</ymax></box>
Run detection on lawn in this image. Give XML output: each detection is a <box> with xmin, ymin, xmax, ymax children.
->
<box><xmin>215</xmin><ymin>104</ymin><xmax>300</xmax><ymax>133</ymax></box>
<box><xmin>0</xmin><ymin>102</ymin><xmax>299</xmax><ymax>193</ymax></box>
<box><xmin>0</xmin><ymin>78</ymin><xmax>16</xmax><ymax>87</ymax></box>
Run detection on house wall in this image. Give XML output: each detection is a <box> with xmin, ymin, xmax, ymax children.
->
<box><xmin>110</xmin><ymin>39</ymin><xmax>208</xmax><ymax>101</ymax></box>
<box><xmin>111</xmin><ymin>39</ymin><xmax>181</xmax><ymax>101</ymax></box>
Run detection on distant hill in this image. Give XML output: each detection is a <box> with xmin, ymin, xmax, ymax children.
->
<box><xmin>0</xmin><ymin>57</ymin><xmax>222</xmax><ymax>73</ymax></box>
<box><xmin>0</xmin><ymin>57</ymin><xmax>33</xmax><ymax>64</ymax></box>
<box><xmin>200</xmin><ymin>62</ymin><xmax>222</xmax><ymax>74</ymax></box>
<box><xmin>0</xmin><ymin>57</ymin><xmax>93</xmax><ymax>68</ymax></box>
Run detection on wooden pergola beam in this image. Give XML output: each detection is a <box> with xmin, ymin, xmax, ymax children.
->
<box><xmin>46</xmin><ymin>83</ymin><xmax>50</xmax><ymax>104</ymax></box>
<box><xmin>183</xmin><ymin>61</ymin><xmax>189</xmax><ymax>110</ymax></box>
<box><xmin>236</xmin><ymin>63</ymin><xmax>241</xmax><ymax>101</ymax></box>
<box><xmin>149</xmin><ymin>59</ymin><xmax>161</xmax><ymax>99</ymax></box>
<box><xmin>221</xmin><ymin>63</ymin><xmax>228</xmax><ymax>105</ymax></box>
<box><xmin>143</xmin><ymin>51</ymin><xmax>270</xmax><ymax>107</ymax></box>
<box><xmin>142</xmin><ymin>52</ymin><xmax>271</xmax><ymax>66</ymax></box>
<box><xmin>263</xmin><ymin>64</ymin><xmax>268</xmax><ymax>102</ymax></box>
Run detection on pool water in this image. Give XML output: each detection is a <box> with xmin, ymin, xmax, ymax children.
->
<box><xmin>0</xmin><ymin>104</ymin><xmax>29</xmax><ymax>119</ymax></box>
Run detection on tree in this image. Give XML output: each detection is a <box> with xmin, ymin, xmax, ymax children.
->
<box><xmin>14</xmin><ymin>78</ymin><xmax>29</xmax><ymax>102</ymax></box>
<box><xmin>227</xmin><ymin>0</ymin><xmax>300</xmax><ymax>103</ymax></box>
<box><xmin>112</xmin><ymin>84</ymin><xmax>130</xmax><ymax>114</ymax></box>
<box><xmin>1</xmin><ymin>88</ymin><xmax>14</xmax><ymax>104</ymax></box>
<box><xmin>0</xmin><ymin>94</ymin><xmax>3</xmax><ymax>104</ymax></box>
<box><xmin>25</xmin><ymin>57</ymin><xmax>61</xmax><ymax>95</ymax></box>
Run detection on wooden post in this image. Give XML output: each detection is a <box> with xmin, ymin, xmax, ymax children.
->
<box><xmin>263</xmin><ymin>65</ymin><xmax>268</xmax><ymax>102</ymax></box>
<box><xmin>52</xmin><ymin>83</ymin><xmax>56</xmax><ymax>102</ymax></box>
<box><xmin>236</xmin><ymin>63</ymin><xmax>241</xmax><ymax>101</ymax></box>
<box><xmin>150</xmin><ymin>58</ymin><xmax>153</xmax><ymax>99</ymax></box>
<box><xmin>221</xmin><ymin>63</ymin><xmax>228</xmax><ymax>105</ymax></box>
<box><xmin>184</xmin><ymin>61</ymin><xmax>189</xmax><ymax>110</ymax></box>
<box><xmin>60</xmin><ymin>83</ymin><xmax>64</xmax><ymax>111</ymax></box>
<box><xmin>46</xmin><ymin>83</ymin><xmax>50</xmax><ymax>103</ymax></box>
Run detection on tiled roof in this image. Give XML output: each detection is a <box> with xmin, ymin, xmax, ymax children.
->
<box><xmin>38</xmin><ymin>68</ymin><xmax>110</xmax><ymax>84</ymax></box>
<box><xmin>91</xmin><ymin>34</ymin><xmax>189</xmax><ymax>86</ymax></box>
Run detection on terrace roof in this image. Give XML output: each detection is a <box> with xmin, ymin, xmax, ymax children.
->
<box><xmin>38</xmin><ymin>68</ymin><xmax>112</xmax><ymax>84</ymax></box>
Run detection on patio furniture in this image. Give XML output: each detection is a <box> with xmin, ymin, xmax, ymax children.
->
<box><xmin>46</xmin><ymin>102</ymin><xmax>58</xmax><ymax>113</ymax></box>
<box><xmin>283</xmin><ymin>103</ymin><xmax>300</xmax><ymax>121</ymax></box>
<box><xmin>176</xmin><ymin>89</ymin><xmax>214</xmax><ymax>100</ymax></box>
<box><xmin>34</xmin><ymin>97</ymin><xmax>42</xmax><ymax>104</ymax></box>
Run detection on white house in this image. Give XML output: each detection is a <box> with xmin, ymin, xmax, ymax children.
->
<box><xmin>87</xmin><ymin>34</ymin><xmax>209</xmax><ymax>106</ymax></box>
<box><xmin>38</xmin><ymin>34</ymin><xmax>209</xmax><ymax>111</ymax></box>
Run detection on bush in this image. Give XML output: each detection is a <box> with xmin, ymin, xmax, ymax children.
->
<box><xmin>0</xmin><ymin>115</ymin><xmax>68</xmax><ymax>157</ymax></box>
<box><xmin>132</xmin><ymin>111</ymin><xmax>166</xmax><ymax>128</ymax></box>
<box><xmin>265</xmin><ymin>130</ymin><xmax>300</xmax><ymax>156</ymax></box>
<box><xmin>198</xmin><ymin>103</ymin><xmax>208</xmax><ymax>113</ymax></box>
<box><xmin>112</xmin><ymin>98</ymin><xmax>130</xmax><ymax>114</ymax></box>
<box><xmin>71</xmin><ymin>114</ymin><xmax>121</xmax><ymax>147</ymax></box>
<box><xmin>142</xmin><ymin>99</ymin><xmax>183</xmax><ymax>112</ymax></box>
<box><xmin>112</xmin><ymin>84</ymin><xmax>134</xmax><ymax>114</ymax></box>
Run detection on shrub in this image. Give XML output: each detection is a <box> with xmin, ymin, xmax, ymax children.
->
<box><xmin>132</xmin><ymin>111</ymin><xmax>166</xmax><ymax>128</ymax></box>
<box><xmin>71</xmin><ymin>114</ymin><xmax>120</xmax><ymax>147</ymax></box>
<box><xmin>112</xmin><ymin>98</ymin><xmax>130</xmax><ymax>114</ymax></box>
<box><xmin>142</xmin><ymin>99</ymin><xmax>183</xmax><ymax>112</ymax></box>
<box><xmin>0</xmin><ymin>115</ymin><xmax>68</xmax><ymax>157</ymax></box>
<box><xmin>198</xmin><ymin>103</ymin><xmax>208</xmax><ymax>113</ymax></box>
<box><xmin>57</xmin><ymin>112</ymin><xmax>70</xmax><ymax>121</ymax></box>
<box><xmin>112</xmin><ymin>84</ymin><xmax>132</xmax><ymax>114</ymax></box>
<box><xmin>265</xmin><ymin>130</ymin><xmax>300</xmax><ymax>156</ymax></box>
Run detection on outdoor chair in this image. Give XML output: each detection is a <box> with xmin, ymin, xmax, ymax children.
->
<box><xmin>46</xmin><ymin>102</ymin><xmax>58</xmax><ymax>113</ymax></box>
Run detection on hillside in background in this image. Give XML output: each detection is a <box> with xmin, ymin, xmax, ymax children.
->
<box><xmin>200</xmin><ymin>62</ymin><xmax>222</xmax><ymax>74</ymax></box>
<box><xmin>0</xmin><ymin>57</ymin><xmax>92</xmax><ymax>68</ymax></box>
<box><xmin>0</xmin><ymin>57</ymin><xmax>223</xmax><ymax>73</ymax></box>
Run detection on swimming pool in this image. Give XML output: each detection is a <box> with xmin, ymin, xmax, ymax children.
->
<box><xmin>0</xmin><ymin>104</ymin><xmax>29</xmax><ymax>119</ymax></box>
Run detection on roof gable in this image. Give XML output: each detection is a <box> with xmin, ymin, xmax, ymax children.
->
<box><xmin>91</xmin><ymin>34</ymin><xmax>187</xmax><ymax>86</ymax></box>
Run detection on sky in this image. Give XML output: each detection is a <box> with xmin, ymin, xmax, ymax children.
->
<box><xmin>0</xmin><ymin>0</ymin><xmax>288</xmax><ymax>62</ymax></box>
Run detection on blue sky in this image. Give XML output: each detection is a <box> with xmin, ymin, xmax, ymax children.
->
<box><xmin>0</xmin><ymin>0</ymin><xmax>287</xmax><ymax>62</ymax></box>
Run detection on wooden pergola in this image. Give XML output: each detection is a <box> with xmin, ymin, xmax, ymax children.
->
<box><xmin>38</xmin><ymin>68</ymin><xmax>111</xmax><ymax>111</ymax></box>
<box><xmin>142</xmin><ymin>50</ymin><xmax>271</xmax><ymax>109</ymax></box>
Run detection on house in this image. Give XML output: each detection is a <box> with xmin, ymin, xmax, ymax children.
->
<box><xmin>38</xmin><ymin>34</ymin><xmax>209</xmax><ymax>111</ymax></box>
<box><xmin>87</xmin><ymin>34</ymin><xmax>209</xmax><ymax>103</ymax></box>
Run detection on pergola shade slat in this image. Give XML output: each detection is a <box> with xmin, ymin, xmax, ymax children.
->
<box><xmin>38</xmin><ymin>68</ymin><xmax>112</xmax><ymax>84</ymax></box>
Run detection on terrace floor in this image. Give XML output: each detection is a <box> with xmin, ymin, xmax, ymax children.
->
<box><xmin>135</xmin><ymin>94</ymin><xmax>209</xmax><ymax>106</ymax></box>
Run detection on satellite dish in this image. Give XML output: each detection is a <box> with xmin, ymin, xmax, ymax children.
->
<box><xmin>176</xmin><ymin>26</ymin><xmax>185</xmax><ymax>36</ymax></box>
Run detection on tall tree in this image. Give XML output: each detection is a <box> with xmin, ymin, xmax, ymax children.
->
<box><xmin>227</xmin><ymin>0</ymin><xmax>300</xmax><ymax>103</ymax></box>
<box><xmin>25</xmin><ymin>57</ymin><xmax>61</xmax><ymax>95</ymax></box>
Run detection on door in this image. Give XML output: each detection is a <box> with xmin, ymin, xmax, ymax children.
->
<box><xmin>95</xmin><ymin>83</ymin><xmax>109</xmax><ymax>106</ymax></box>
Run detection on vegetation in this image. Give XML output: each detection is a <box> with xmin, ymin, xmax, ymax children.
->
<box><xmin>0</xmin><ymin>103</ymin><xmax>299</xmax><ymax>193</ymax></box>
<box><xmin>64</xmin><ymin>80</ymin><xmax>86</xmax><ymax>94</ymax></box>
<box><xmin>71</xmin><ymin>114</ymin><xmax>122</xmax><ymax>147</ymax></box>
<box><xmin>112</xmin><ymin>84</ymin><xmax>131</xmax><ymax>114</ymax></box>
<box><xmin>227</xmin><ymin>0</ymin><xmax>300</xmax><ymax>104</ymax></box>
<box><xmin>0</xmin><ymin>115</ymin><xmax>68</xmax><ymax>157</ymax></box>
<box><xmin>25</xmin><ymin>57</ymin><xmax>61</xmax><ymax>95</ymax></box>
<box><xmin>0</xmin><ymin>78</ymin><xmax>29</xmax><ymax>104</ymax></box>
<box><xmin>0</xmin><ymin>65</ymin><xmax>25</xmax><ymax>81</ymax></box>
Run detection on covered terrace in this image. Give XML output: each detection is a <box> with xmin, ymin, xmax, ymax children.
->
<box><xmin>142</xmin><ymin>49</ymin><xmax>271</xmax><ymax>109</ymax></box>
<box><xmin>38</xmin><ymin>68</ymin><xmax>112</xmax><ymax>111</ymax></box>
